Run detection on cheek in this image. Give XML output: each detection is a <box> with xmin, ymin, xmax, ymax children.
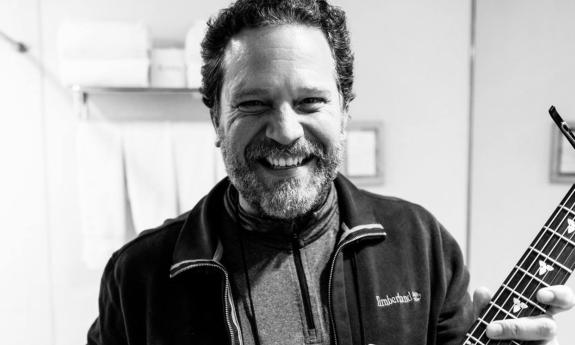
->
<box><xmin>225</xmin><ymin>119</ymin><xmax>264</xmax><ymax>154</ymax></box>
<box><xmin>306</xmin><ymin>116</ymin><xmax>344</xmax><ymax>148</ymax></box>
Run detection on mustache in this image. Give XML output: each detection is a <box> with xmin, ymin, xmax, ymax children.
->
<box><xmin>245</xmin><ymin>137</ymin><xmax>326</xmax><ymax>161</ymax></box>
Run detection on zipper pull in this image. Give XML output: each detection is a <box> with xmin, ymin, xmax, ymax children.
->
<box><xmin>292</xmin><ymin>230</ymin><xmax>304</xmax><ymax>248</ymax></box>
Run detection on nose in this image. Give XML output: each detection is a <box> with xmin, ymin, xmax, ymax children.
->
<box><xmin>265</xmin><ymin>106</ymin><xmax>304</xmax><ymax>145</ymax></box>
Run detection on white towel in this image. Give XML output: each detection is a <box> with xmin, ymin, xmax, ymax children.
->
<box><xmin>185</xmin><ymin>20</ymin><xmax>207</xmax><ymax>88</ymax></box>
<box><xmin>76</xmin><ymin>122</ymin><xmax>126</xmax><ymax>269</ymax></box>
<box><xmin>170</xmin><ymin>122</ymin><xmax>217</xmax><ymax>213</ymax></box>
<box><xmin>150</xmin><ymin>48</ymin><xmax>186</xmax><ymax>88</ymax></box>
<box><xmin>122</xmin><ymin>123</ymin><xmax>178</xmax><ymax>233</ymax></box>
<box><xmin>59</xmin><ymin>58</ymin><xmax>150</xmax><ymax>87</ymax></box>
<box><xmin>58</xmin><ymin>21</ymin><xmax>150</xmax><ymax>60</ymax></box>
<box><xmin>58</xmin><ymin>21</ymin><xmax>151</xmax><ymax>87</ymax></box>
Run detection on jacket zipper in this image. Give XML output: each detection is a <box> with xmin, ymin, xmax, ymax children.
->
<box><xmin>327</xmin><ymin>231</ymin><xmax>386</xmax><ymax>345</ymax></box>
<box><xmin>292</xmin><ymin>231</ymin><xmax>317</xmax><ymax>331</ymax></box>
<box><xmin>171</xmin><ymin>261</ymin><xmax>243</xmax><ymax>345</ymax></box>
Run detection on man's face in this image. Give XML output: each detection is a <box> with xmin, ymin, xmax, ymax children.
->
<box><xmin>217</xmin><ymin>24</ymin><xmax>347</xmax><ymax>220</ymax></box>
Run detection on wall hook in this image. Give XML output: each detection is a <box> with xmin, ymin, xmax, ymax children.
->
<box><xmin>0</xmin><ymin>30</ymin><xmax>28</xmax><ymax>53</ymax></box>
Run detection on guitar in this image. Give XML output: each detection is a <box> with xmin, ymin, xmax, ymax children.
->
<box><xmin>463</xmin><ymin>107</ymin><xmax>575</xmax><ymax>345</ymax></box>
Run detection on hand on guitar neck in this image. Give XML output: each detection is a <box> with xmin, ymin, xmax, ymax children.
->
<box><xmin>472</xmin><ymin>285</ymin><xmax>575</xmax><ymax>344</ymax></box>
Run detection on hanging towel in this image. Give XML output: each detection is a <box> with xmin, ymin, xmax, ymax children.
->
<box><xmin>170</xmin><ymin>122</ymin><xmax>217</xmax><ymax>213</ymax></box>
<box><xmin>122</xmin><ymin>123</ymin><xmax>178</xmax><ymax>233</ymax></box>
<box><xmin>76</xmin><ymin>122</ymin><xmax>126</xmax><ymax>269</ymax></box>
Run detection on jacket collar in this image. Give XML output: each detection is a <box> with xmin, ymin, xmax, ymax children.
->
<box><xmin>170</xmin><ymin>174</ymin><xmax>384</xmax><ymax>273</ymax></box>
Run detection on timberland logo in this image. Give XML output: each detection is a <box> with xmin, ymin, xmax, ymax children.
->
<box><xmin>376</xmin><ymin>291</ymin><xmax>422</xmax><ymax>307</ymax></box>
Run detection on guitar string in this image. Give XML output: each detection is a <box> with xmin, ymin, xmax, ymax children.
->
<box><xmin>489</xmin><ymin>186</ymin><xmax>575</xmax><ymax>345</ymax></box>
<box><xmin>463</xmin><ymin>185</ymin><xmax>575</xmax><ymax>345</ymax></box>
<box><xmin>480</xmin><ymin>186</ymin><xmax>575</xmax><ymax>345</ymax></box>
<box><xmin>491</xmin><ymin>189</ymin><xmax>575</xmax><ymax>345</ymax></box>
<box><xmin>516</xmin><ymin>188</ymin><xmax>575</xmax><ymax>340</ymax></box>
<box><xmin>490</xmin><ymin>186</ymin><xmax>575</xmax><ymax>345</ymax></box>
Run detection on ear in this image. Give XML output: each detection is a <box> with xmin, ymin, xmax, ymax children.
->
<box><xmin>210</xmin><ymin>112</ymin><xmax>222</xmax><ymax>147</ymax></box>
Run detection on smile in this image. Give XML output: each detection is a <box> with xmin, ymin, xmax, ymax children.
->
<box><xmin>258</xmin><ymin>154</ymin><xmax>313</xmax><ymax>170</ymax></box>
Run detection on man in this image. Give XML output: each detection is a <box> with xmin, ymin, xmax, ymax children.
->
<box><xmin>87</xmin><ymin>0</ymin><xmax>574</xmax><ymax>344</ymax></box>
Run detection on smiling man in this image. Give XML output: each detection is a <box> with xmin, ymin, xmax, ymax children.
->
<box><xmin>87</xmin><ymin>1</ymin><xmax>574</xmax><ymax>345</ymax></box>
<box><xmin>218</xmin><ymin>23</ymin><xmax>344</xmax><ymax>220</ymax></box>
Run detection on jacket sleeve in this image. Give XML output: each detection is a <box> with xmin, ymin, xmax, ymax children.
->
<box><xmin>87</xmin><ymin>253</ymin><xmax>128</xmax><ymax>345</ymax></box>
<box><xmin>435</xmin><ymin>227</ymin><xmax>475</xmax><ymax>345</ymax></box>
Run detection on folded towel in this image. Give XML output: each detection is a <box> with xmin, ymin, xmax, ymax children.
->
<box><xmin>60</xmin><ymin>58</ymin><xmax>150</xmax><ymax>87</ymax></box>
<box><xmin>170</xmin><ymin>122</ymin><xmax>217</xmax><ymax>213</ymax></box>
<box><xmin>76</xmin><ymin>122</ymin><xmax>126</xmax><ymax>269</ymax></box>
<box><xmin>122</xmin><ymin>123</ymin><xmax>178</xmax><ymax>233</ymax></box>
<box><xmin>58</xmin><ymin>21</ymin><xmax>150</xmax><ymax>60</ymax></box>
<box><xmin>150</xmin><ymin>48</ymin><xmax>186</xmax><ymax>88</ymax></box>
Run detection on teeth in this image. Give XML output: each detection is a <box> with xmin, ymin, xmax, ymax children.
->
<box><xmin>265</xmin><ymin>155</ymin><xmax>307</xmax><ymax>168</ymax></box>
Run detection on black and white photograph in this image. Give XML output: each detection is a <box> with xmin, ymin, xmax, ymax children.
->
<box><xmin>2</xmin><ymin>0</ymin><xmax>575</xmax><ymax>344</ymax></box>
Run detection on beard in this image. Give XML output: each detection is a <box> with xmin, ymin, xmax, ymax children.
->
<box><xmin>219</xmin><ymin>132</ymin><xmax>344</xmax><ymax>220</ymax></box>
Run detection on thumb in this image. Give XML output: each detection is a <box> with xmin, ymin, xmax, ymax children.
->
<box><xmin>473</xmin><ymin>287</ymin><xmax>492</xmax><ymax>317</ymax></box>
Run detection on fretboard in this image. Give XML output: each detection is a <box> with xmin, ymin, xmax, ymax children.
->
<box><xmin>462</xmin><ymin>184</ymin><xmax>575</xmax><ymax>345</ymax></box>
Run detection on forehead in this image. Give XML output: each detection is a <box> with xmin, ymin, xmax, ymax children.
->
<box><xmin>221</xmin><ymin>24</ymin><xmax>338</xmax><ymax>95</ymax></box>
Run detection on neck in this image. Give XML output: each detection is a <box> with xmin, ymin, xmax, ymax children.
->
<box><xmin>225</xmin><ymin>183</ymin><xmax>338</xmax><ymax>242</ymax></box>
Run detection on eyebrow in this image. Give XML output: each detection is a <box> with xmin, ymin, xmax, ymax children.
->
<box><xmin>230</xmin><ymin>86</ymin><xmax>332</xmax><ymax>101</ymax></box>
<box><xmin>231</xmin><ymin>88</ymin><xmax>271</xmax><ymax>100</ymax></box>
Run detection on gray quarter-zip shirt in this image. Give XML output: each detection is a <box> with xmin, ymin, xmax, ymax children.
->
<box><xmin>221</xmin><ymin>184</ymin><xmax>339</xmax><ymax>345</ymax></box>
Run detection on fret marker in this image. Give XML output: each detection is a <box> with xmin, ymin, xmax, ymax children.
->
<box><xmin>512</xmin><ymin>298</ymin><xmax>528</xmax><ymax>313</ymax></box>
<box><xmin>538</xmin><ymin>260</ymin><xmax>554</xmax><ymax>275</ymax></box>
<box><xmin>567</xmin><ymin>218</ymin><xmax>575</xmax><ymax>234</ymax></box>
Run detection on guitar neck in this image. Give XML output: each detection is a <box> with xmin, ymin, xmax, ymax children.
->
<box><xmin>463</xmin><ymin>184</ymin><xmax>575</xmax><ymax>345</ymax></box>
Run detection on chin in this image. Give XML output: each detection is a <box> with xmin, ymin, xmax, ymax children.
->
<box><xmin>256</xmin><ymin>176</ymin><xmax>327</xmax><ymax>220</ymax></box>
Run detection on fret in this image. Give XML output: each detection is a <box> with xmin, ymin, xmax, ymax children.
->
<box><xmin>528</xmin><ymin>246</ymin><xmax>572</xmax><ymax>274</ymax></box>
<box><xmin>546</xmin><ymin>211</ymin><xmax>575</xmax><ymax>235</ymax></box>
<box><xmin>461</xmin><ymin>185</ymin><xmax>575</xmax><ymax>345</ymax></box>
<box><xmin>502</xmin><ymin>283</ymin><xmax>547</xmax><ymax>313</ymax></box>
<box><xmin>558</xmin><ymin>185</ymin><xmax>575</xmax><ymax>208</ymax></box>
<box><xmin>468</xmin><ymin>315</ymin><xmax>521</xmax><ymax>345</ymax></box>
<box><xmin>532</xmin><ymin>229</ymin><xmax>575</xmax><ymax>275</ymax></box>
<box><xmin>478</xmin><ymin>317</ymin><xmax>489</xmax><ymax>326</ymax></box>
<box><xmin>463</xmin><ymin>334</ymin><xmax>485</xmax><ymax>345</ymax></box>
<box><xmin>489</xmin><ymin>301</ymin><xmax>518</xmax><ymax>319</ymax></box>
<box><xmin>560</xmin><ymin>205</ymin><xmax>575</xmax><ymax>217</ymax></box>
<box><xmin>510</xmin><ymin>249</ymin><xmax>572</xmax><ymax>290</ymax></box>
<box><xmin>513</xmin><ymin>265</ymin><xmax>550</xmax><ymax>288</ymax></box>
<box><xmin>543</xmin><ymin>226</ymin><xmax>575</xmax><ymax>247</ymax></box>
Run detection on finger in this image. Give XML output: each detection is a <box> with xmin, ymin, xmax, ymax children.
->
<box><xmin>486</xmin><ymin>315</ymin><xmax>556</xmax><ymax>340</ymax></box>
<box><xmin>537</xmin><ymin>285</ymin><xmax>575</xmax><ymax>312</ymax></box>
<box><xmin>472</xmin><ymin>287</ymin><xmax>492</xmax><ymax>316</ymax></box>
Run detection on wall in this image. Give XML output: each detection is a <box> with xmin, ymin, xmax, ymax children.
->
<box><xmin>1</xmin><ymin>0</ymin><xmax>489</xmax><ymax>344</ymax></box>
<box><xmin>342</xmin><ymin>0</ymin><xmax>471</xmax><ymax>248</ymax></box>
<box><xmin>0</xmin><ymin>0</ymin><xmax>52</xmax><ymax>343</ymax></box>
<box><xmin>40</xmin><ymin>1</ymin><xmax>231</xmax><ymax>344</ymax></box>
<box><xmin>470</xmin><ymin>0</ymin><xmax>575</xmax><ymax>343</ymax></box>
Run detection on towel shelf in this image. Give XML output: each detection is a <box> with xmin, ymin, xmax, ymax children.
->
<box><xmin>72</xmin><ymin>86</ymin><xmax>203</xmax><ymax>121</ymax></box>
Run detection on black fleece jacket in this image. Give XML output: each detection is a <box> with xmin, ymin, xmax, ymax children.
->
<box><xmin>87</xmin><ymin>174</ymin><xmax>474</xmax><ymax>345</ymax></box>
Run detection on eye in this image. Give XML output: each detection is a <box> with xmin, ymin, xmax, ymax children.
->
<box><xmin>235</xmin><ymin>100</ymin><xmax>269</xmax><ymax>114</ymax></box>
<box><xmin>297</xmin><ymin>97</ymin><xmax>327</xmax><ymax>112</ymax></box>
